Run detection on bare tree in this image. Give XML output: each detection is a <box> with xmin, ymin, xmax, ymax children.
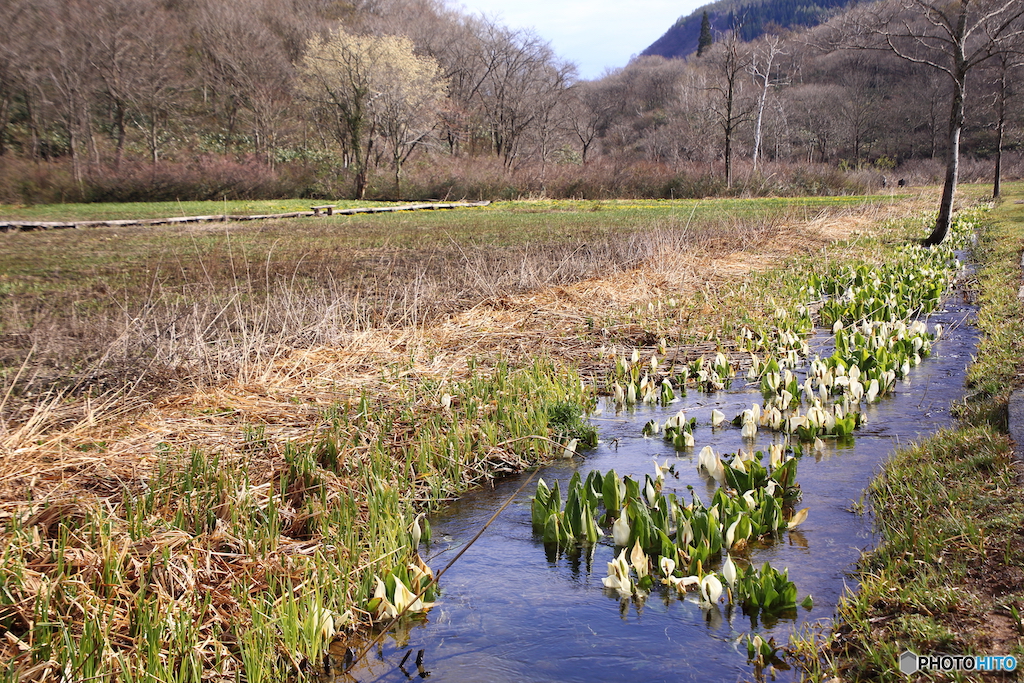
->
<box><xmin>987</xmin><ymin>52</ymin><xmax>1023</xmax><ymax>197</ymax></box>
<box><xmin>679</xmin><ymin>70</ymin><xmax>720</xmax><ymax>169</ymax></box>
<box><xmin>836</xmin><ymin>0</ymin><xmax>1024</xmax><ymax>244</ymax></box>
<box><xmin>749</xmin><ymin>35</ymin><xmax>786</xmax><ymax>172</ymax></box>
<box><xmin>38</xmin><ymin>0</ymin><xmax>97</xmax><ymax>184</ymax></box>
<box><xmin>90</xmin><ymin>0</ymin><xmax>184</xmax><ymax>166</ymax></box>
<box><xmin>787</xmin><ymin>84</ymin><xmax>843</xmax><ymax>163</ymax></box>
<box><xmin>566</xmin><ymin>81</ymin><xmax>616</xmax><ymax>163</ymax></box>
<box><xmin>702</xmin><ymin>33</ymin><xmax>756</xmax><ymax>188</ymax></box>
<box><xmin>474</xmin><ymin>23</ymin><xmax>574</xmax><ymax>169</ymax></box>
<box><xmin>0</xmin><ymin>0</ymin><xmax>31</xmax><ymax>157</ymax></box>
<box><xmin>187</xmin><ymin>0</ymin><xmax>295</xmax><ymax>162</ymax></box>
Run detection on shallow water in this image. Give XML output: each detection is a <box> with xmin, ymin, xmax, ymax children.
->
<box><xmin>342</xmin><ymin>292</ymin><xmax>978</xmax><ymax>683</ymax></box>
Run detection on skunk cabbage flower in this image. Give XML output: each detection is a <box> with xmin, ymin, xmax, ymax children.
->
<box><xmin>801</xmin><ymin>378</ymin><xmax>815</xmax><ymax>402</ymax></box>
<box><xmin>309</xmin><ymin>605</ymin><xmax>338</xmax><ymax>641</ymax></box>
<box><xmin>602</xmin><ymin>549</ymin><xmax>634</xmax><ymax>597</ymax></box>
<box><xmin>660</xmin><ymin>555</ymin><xmax>676</xmax><ymax>577</ymax></box>
<box><xmin>788</xmin><ymin>507</ymin><xmax>809</xmax><ymax>529</ymax></box>
<box><xmin>644</xmin><ymin>479</ymin><xmax>658</xmax><ymax>507</ymax></box>
<box><xmin>653</xmin><ymin>459</ymin><xmax>669</xmax><ymax>484</ymax></box>
<box><xmin>714</xmin><ymin>352</ymin><xmax>730</xmax><ymax>375</ymax></box>
<box><xmin>866</xmin><ymin>378</ymin><xmax>879</xmax><ymax>403</ymax></box>
<box><xmin>725</xmin><ymin>519</ymin><xmax>740</xmax><ymax>549</ymax></box>
<box><xmin>630</xmin><ymin>540</ymin><xmax>649</xmax><ymax>579</ymax></box>
<box><xmin>849</xmin><ymin>378</ymin><xmax>865</xmax><ymax>402</ymax></box>
<box><xmin>612</xmin><ymin>513</ymin><xmax>631</xmax><ymax>547</ymax></box>
<box><xmin>679</xmin><ymin>518</ymin><xmax>694</xmax><ymax>546</ymax></box>
<box><xmin>711</xmin><ymin>409</ymin><xmax>726</xmax><ymax>427</ymax></box>
<box><xmin>698</xmin><ymin>446</ymin><xmax>726</xmax><ymax>485</ymax></box>
<box><xmin>410</xmin><ymin>515</ymin><xmax>423</xmax><ymax>551</ymax></box>
<box><xmin>700</xmin><ymin>573</ymin><xmax>723</xmax><ymax>605</ymax></box>
<box><xmin>372</xmin><ymin>576</ymin><xmax>398</xmax><ymax>619</ymax></box>
<box><xmin>397</xmin><ymin>576</ymin><xmax>431</xmax><ymax>614</ymax></box>
<box><xmin>763</xmin><ymin>406</ymin><xmax>783</xmax><ymax>430</ymax></box>
<box><xmin>722</xmin><ymin>555</ymin><xmax>737</xmax><ymax>589</ymax></box>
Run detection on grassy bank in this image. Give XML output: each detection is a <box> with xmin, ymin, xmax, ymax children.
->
<box><xmin>790</xmin><ymin>187</ymin><xmax>1024</xmax><ymax>681</ymax></box>
<box><xmin>0</xmin><ymin>359</ymin><xmax>596</xmax><ymax>681</ymax></box>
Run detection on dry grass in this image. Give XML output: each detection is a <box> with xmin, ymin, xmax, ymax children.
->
<box><xmin>0</xmin><ymin>192</ymin><xmax>936</xmax><ymax>496</ymax></box>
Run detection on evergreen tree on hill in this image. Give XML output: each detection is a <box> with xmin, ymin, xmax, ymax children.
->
<box><xmin>697</xmin><ymin>11</ymin><xmax>713</xmax><ymax>56</ymax></box>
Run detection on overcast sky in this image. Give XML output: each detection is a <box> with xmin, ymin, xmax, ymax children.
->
<box><xmin>454</xmin><ymin>0</ymin><xmax>707</xmax><ymax>80</ymax></box>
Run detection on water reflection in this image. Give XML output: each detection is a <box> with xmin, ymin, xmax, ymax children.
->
<box><xmin>341</xmin><ymin>297</ymin><xmax>977</xmax><ymax>682</ymax></box>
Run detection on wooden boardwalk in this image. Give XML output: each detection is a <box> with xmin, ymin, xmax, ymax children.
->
<box><xmin>0</xmin><ymin>200</ymin><xmax>491</xmax><ymax>232</ymax></box>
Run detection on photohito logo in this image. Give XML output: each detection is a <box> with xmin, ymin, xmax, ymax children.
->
<box><xmin>899</xmin><ymin>650</ymin><xmax>1018</xmax><ymax>675</ymax></box>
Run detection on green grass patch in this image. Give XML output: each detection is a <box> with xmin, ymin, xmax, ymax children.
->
<box><xmin>0</xmin><ymin>195</ymin><xmax>891</xmax><ymax>223</ymax></box>
<box><xmin>959</xmin><ymin>186</ymin><xmax>1024</xmax><ymax>426</ymax></box>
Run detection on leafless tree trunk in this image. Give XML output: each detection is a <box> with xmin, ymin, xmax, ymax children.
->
<box><xmin>749</xmin><ymin>35</ymin><xmax>785</xmax><ymax>173</ymax></box>
<box><xmin>990</xmin><ymin>54</ymin><xmax>1022</xmax><ymax>198</ymax></box>
<box><xmin>704</xmin><ymin>34</ymin><xmax>755</xmax><ymax>188</ymax></box>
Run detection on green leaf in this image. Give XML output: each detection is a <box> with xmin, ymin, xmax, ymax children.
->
<box><xmin>542</xmin><ymin>513</ymin><xmax>561</xmax><ymax>545</ymax></box>
<box><xmin>602</xmin><ymin>470</ymin><xmax>621</xmax><ymax>514</ymax></box>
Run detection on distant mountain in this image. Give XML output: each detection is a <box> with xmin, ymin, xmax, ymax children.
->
<box><xmin>641</xmin><ymin>0</ymin><xmax>854</xmax><ymax>59</ymax></box>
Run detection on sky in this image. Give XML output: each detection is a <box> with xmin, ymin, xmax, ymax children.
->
<box><xmin>453</xmin><ymin>0</ymin><xmax>708</xmax><ymax>80</ymax></box>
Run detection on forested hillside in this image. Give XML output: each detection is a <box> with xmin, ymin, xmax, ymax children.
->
<box><xmin>0</xmin><ymin>0</ymin><xmax>1021</xmax><ymax>204</ymax></box>
<box><xmin>642</xmin><ymin>0</ymin><xmax>853</xmax><ymax>59</ymax></box>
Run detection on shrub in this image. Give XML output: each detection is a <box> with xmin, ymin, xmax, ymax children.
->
<box><xmin>0</xmin><ymin>156</ymin><xmax>320</xmax><ymax>205</ymax></box>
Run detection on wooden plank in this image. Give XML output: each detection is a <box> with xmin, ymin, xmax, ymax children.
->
<box><xmin>0</xmin><ymin>201</ymin><xmax>491</xmax><ymax>233</ymax></box>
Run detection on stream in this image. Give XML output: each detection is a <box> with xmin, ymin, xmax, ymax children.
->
<box><xmin>341</xmin><ymin>289</ymin><xmax>978</xmax><ymax>683</ymax></box>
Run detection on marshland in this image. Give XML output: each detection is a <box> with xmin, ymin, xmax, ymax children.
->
<box><xmin>2</xmin><ymin>186</ymin><xmax>1022</xmax><ymax>682</ymax></box>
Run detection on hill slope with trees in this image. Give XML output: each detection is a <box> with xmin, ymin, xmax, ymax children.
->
<box><xmin>641</xmin><ymin>0</ymin><xmax>854</xmax><ymax>59</ymax></box>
